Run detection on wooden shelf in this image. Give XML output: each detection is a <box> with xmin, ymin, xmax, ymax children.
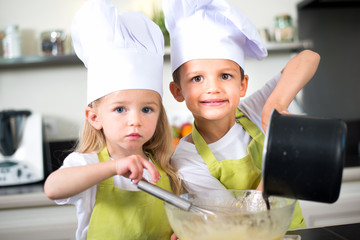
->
<box><xmin>0</xmin><ymin>54</ymin><xmax>82</xmax><ymax>69</ymax></box>
<box><xmin>0</xmin><ymin>40</ymin><xmax>312</xmax><ymax>69</ymax></box>
<box><xmin>264</xmin><ymin>40</ymin><xmax>313</xmax><ymax>52</ymax></box>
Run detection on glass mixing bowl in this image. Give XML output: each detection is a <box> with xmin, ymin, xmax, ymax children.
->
<box><xmin>164</xmin><ymin>190</ymin><xmax>296</xmax><ymax>240</ymax></box>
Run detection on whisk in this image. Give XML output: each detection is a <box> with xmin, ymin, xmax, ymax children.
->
<box><xmin>133</xmin><ymin>180</ymin><xmax>215</xmax><ymax>216</ymax></box>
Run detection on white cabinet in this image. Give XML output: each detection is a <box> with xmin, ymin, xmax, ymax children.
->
<box><xmin>0</xmin><ymin>192</ymin><xmax>77</xmax><ymax>240</ymax></box>
<box><xmin>299</xmin><ymin>168</ymin><xmax>360</xmax><ymax>227</ymax></box>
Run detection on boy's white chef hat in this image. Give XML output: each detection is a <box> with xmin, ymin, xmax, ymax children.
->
<box><xmin>71</xmin><ymin>0</ymin><xmax>164</xmax><ymax>105</ymax></box>
<box><xmin>163</xmin><ymin>0</ymin><xmax>268</xmax><ymax>73</ymax></box>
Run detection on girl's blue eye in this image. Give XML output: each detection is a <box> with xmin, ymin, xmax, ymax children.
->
<box><xmin>192</xmin><ymin>76</ymin><xmax>203</xmax><ymax>83</ymax></box>
<box><xmin>115</xmin><ymin>107</ymin><xmax>125</xmax><ymax>113</ymax></box>
<box><xmin>221</xmin><ymin>74</ymin><xmax>232</xmax><ymax>80</ymax></box>
<box><xmin>142</xmin><ymin>107</ymin><xmax>152</xmax><ymax>113</ymax></box>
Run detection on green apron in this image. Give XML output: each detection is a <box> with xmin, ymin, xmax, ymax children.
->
<box><xmin>87</xmin><ymin>147</ymin><xmax>173</xmax><ymax>240</ymax></box>
<box><xmin>192</xmin><ymin>108</ymin><xmax>306</xmax><ymax>229</ymax></box>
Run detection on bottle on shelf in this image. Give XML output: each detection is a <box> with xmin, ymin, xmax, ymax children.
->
<box><xmin>274</xmin><ymin>14</ymin><xmax>294</xmax><ymax>42</ymax></box>
<box><xmin>2</xmin><ymin>25</ymin><xmax>22</xmax><ymax>58</ymax></box>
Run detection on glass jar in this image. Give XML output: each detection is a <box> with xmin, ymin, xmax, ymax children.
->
<box><xmin>274</xmin><ymin>14</ymin><xmax>294</xmax><ymax>42</ymax></box>
<box><xmin>2</xmin><ymin>25</ymin><xmax>22</xmax><ymax>58</ymax></box>
<box><xmin>41</xmin><ymin>30</ymin><xmax>66</xmax><ymax>55</ymax></box>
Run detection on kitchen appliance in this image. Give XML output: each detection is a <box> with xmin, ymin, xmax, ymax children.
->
<box><xmin>262</xmin><ymin>110</ymin><xmax>347</xmax><ymax>203</ymax></box>
<box><xmin>0</xmin><ymin>110</ymin><xmax>48</xmax><ymax>186</ymax></box>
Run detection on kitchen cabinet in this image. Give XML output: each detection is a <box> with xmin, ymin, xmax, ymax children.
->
<box><xmin>0</xmin><ymin>185</ymin><xmax>77</xmax><ymax>240</ymax></box>
<box><xmin>0</xmin><ymin>41</ymin><xmax>312</xmax><ymax>69</ymax></box>
<box><xmin>299</xmin><ymin>167</ymin><xmax>360</xmax><ymax>227</ymax></box>
<box><xmin>0</xmin><ymin>204</ymin><xmax>77</xmax><ymax>240</ymax></box>
<box><xmin>0</xmin><ymin>168</ymin><xmax>358</xmax><ymax>240</ymax></box>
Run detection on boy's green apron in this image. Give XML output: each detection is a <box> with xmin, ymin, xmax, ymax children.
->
<box><xmin>87</xmin><ymin>147</ymin><xmax>172</xmax><ymax>240</ymax></box>
<box><xmin>192</xmin><ymin>108</ymin><xmax>306</xmax><ymax>229</ymax></box>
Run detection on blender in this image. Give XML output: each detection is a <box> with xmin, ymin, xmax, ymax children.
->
<box><xmin>0</xmin><ymin>110</ymin><xmax>48</xmax><ymax>186</ymax></box>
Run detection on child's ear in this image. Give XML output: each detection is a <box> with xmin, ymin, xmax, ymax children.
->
<box><xmin>169</xmin><ymin>81</ymin><xmax>185</xmax><ymax>102</ymax></box>
<box><xmin>240</xmin><ymin>75</ymin><xmax>249</xmax><ymax>97</ymax></box>
<box><xmin>85</xmin><ymin>107</ymin><xmax>102</xmax><ymax>130</ymax></box>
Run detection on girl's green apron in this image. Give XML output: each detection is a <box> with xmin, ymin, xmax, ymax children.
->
<box><xmin>87</xmin><ymin>147</ymin><xmax>172</xmax><ymax>240</ymax></box>
<box><xmin>192</xmin><ymin>108</ymin><xmax>306</xmax><ymax>229</ymax></box>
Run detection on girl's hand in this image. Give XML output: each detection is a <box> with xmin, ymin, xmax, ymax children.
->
<box><xmin>170</xmin><ymin>233</ymin><xmax>178</xmax><ymax>240</ymax></box>
<box><xmin>115</xmin><ymin>155</ymin><xmax>160</xmax><ymax>184</ymax></box>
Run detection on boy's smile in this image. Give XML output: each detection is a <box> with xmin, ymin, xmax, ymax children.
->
<box><xmin>170</xmin><ymin>59</ymin><xmax>248</xmax><ymax>131</ymax></box>
<box><xmin>200</xmin><ymin>98</ymin><xmax>228</xmax><ymax>107</ymax></box>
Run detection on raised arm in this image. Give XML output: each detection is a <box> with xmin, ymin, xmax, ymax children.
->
<box><xmin>261</xmin><ymin>50</ymin><xmax>320</xmax><ymax>132</ymax></box>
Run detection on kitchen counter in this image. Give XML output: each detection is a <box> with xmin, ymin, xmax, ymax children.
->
<box><xmin>0</xmin><ymin>166</ymin><xmax>359</xmax><ymax>209</ymax></box>
<box><xmin>299</xmin><ymin>167</ymin><xmax>360</xmax><ymax>227</ymax></box>
<box><xmin>0</xmin><ymin>167</ymin><xmax>359</xmax><ymax>240</ymax></box>
<box><xmin>287</xmin><ymin>222</ymin><xmax>360</xmax><ymax>240</ymax></box>
<box><xmin>0</xmin><ymin>182</ymin><xmax>77</xmax><ymax>240</ymax></box>
<box><xmin>0</xmin><ymin>182</ymin><xmax>54</xmax><ymax>209</ymax></box>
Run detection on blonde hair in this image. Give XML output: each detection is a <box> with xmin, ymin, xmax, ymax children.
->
<box><xmin>75</xmin><ymin>95</ymin><xmax>183</xmax><ymax>195</ymax></box>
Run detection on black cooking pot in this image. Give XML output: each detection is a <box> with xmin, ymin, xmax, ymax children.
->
<box><xmin>262</xmin><ymin>110</ymin><xmax>347</xmax><ymax>203</ymax></box>
<box><xmin>0</xmin><ymin>110</ymin><xmax>31</xmax><ymax>156</ymax></box>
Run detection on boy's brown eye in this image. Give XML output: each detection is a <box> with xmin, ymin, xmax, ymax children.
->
<box><xmin>192</xmin><ymin>76</ymin><xmax>203</xmax><ymax>82</ymax></box>
<box><xmin>221</xmin><ymin>74</ymin><xmax>232</xmax><ymax>80</ymax></box>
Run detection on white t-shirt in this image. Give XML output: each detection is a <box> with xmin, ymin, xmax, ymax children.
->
<box><xmin>55</xmin><ymin>152</ymin><xmax>154</xmax><ymax>240</ymax></box>
<box><xmin>171</xmin><ymin>73</ymin><xmax>282</xmax><ymax>194</ymax></box>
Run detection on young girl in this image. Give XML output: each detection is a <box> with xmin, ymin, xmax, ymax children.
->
<box><xmin>44</xmin><ymin>0</ymin><xmax>181</xmax><ymax>239</ymax></box>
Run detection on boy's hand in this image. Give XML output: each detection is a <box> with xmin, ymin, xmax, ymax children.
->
<box><xmin>115</xmin><ymin>155</ymin><xmax>160</xmax><ymax>184</ymax></box>
<box><xmin>256</xmin><ymin>179</ymin><xmax>263</xmax><ymax>191</ymax></box>
<box><xmin>261</xmin><ymin>101</ymin><xmax>289</xmax><ymax>133</ymax></box>
<box><xmin>171</xmin><ymin>233</ymin><xmax>178</xmax><ymax>240</ymax></box>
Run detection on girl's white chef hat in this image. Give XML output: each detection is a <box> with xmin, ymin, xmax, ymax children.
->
<box><xmin>71</xmin><ymin>0</ymin><xmax>164</xmax><ymax>105</ymax></box>
<box><xmin>163</xmin><ymin>0</ymin><xmax>268</xmax><ymax>73</ymax></box>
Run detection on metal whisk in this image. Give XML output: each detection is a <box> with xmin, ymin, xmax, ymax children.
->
<box><xmin>133</xmin><ymin>180</ymin><xmax>215</xmax><ymax>216</ymax></box>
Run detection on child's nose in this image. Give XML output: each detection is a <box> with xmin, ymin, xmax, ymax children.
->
<box><xmin>129</xmin><ymin>111</ymin><xmax>142</xmax><ymax>126</ymax></box>
<box><xmin>206</xmin><ymin>78</ymin><xmax>221</xmax><ymax>94</ymax></box>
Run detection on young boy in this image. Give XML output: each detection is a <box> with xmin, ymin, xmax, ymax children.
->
<box><xmin>163</xmin><ymin>0</ymin><xmax>320</xmax><ymax>229</ymax></box>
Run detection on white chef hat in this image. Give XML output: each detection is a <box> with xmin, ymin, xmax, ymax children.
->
<box><xmin>71</xmin><ymin>0</ymin><xmax>164</xmax><ymax>105</ymax></box>
<box><xmin>163</xmin><ymin>0</ymin><xmax>268</xmax><ymax>73</ymax></box>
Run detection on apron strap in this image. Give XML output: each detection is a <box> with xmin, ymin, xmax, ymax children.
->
<box><xmin>145</xmin><ymin>151</ymin><xmax>168</xmax><ymax>179</ymax></box>
<box><xmin>97</xmin><ymin>147</ymin><xmax>114</xmax><ymax>186</ymax></box>
<box><xmin>192</xmin><ymin>108</ymin><xmax>264</xmax><ymax>178</ymax></box>
<box><xmin>192</xmin><ymin>125</ymin><xmax>221</xmax><ymax>177</ymax></box>
<box><xmin>235</xmin><ymin>108</ymin><xmax>264</xmax><ymax>142</ymax></box>
<box><xmin>235</xmin><ymin>108</ymin><xmax>264</xmax><ymax>170</ymax></box>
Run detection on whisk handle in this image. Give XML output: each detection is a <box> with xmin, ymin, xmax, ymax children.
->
<box><xmin>135</xmin><ymin>180</ymin><xmax>192</xmax><ymax>211</ymax></box>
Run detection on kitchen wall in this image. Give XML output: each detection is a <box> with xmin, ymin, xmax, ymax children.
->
<box><xmin>0</xmin><ymin>0</ymin><xmax>302</xmax><ymax>140</ymax></box>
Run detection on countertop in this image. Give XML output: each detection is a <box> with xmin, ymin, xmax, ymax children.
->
<box><xmin>1</xmin><ymin>166</ymin><xmax>359</xmax><ymax>209</ymax></box>
<box><xmin>0</xmin><ymin>182</ymin><xmax>54</xmax><ymax>209</ymax></box>
<box><xmin>287</xmin><ymin>222</ymin><xmax>360</xmax><ymax>240</ymax></box>
<box><xmin>0</xmin><ymin>171</ymin><xmax>359</xmax><ymax>240</ymax></box>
